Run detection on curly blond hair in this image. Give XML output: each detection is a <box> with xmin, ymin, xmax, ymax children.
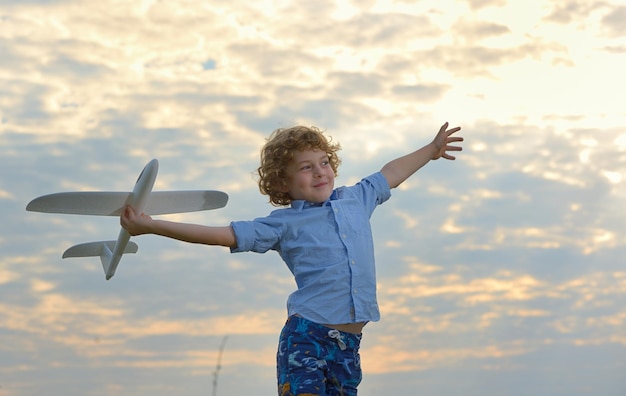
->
<box><xmin>257</xmin><ymin>126</ymin><xmax>341</xmax><ymax>206</ymax></box>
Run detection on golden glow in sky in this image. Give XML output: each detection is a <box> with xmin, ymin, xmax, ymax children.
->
<box><xmin>1</xmin><ymin>0</ymin><xmax>625</xmax><ymax>395</ymax></box>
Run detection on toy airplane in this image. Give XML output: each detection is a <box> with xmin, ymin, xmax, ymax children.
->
<box><xmin>26</xmin><ymin>159</ymin><xmax>228</xmax><ymax>280</ymax></box>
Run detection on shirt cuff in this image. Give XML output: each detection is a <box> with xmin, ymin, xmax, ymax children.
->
<box><xmin>229</xmin><ymin>220</ymin><xmax>254</xmax><ymax>253</ymax></box>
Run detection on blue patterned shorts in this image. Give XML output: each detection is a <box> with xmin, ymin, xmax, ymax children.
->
<box><xmin>277</xmin><ymin>315</ymin><xmax>363</xmax><ymax>396</ymax></box>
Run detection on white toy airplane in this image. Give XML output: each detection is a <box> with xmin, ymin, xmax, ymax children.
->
<box><xmin>26</xmin><ymin>159</ymin><xmax>228</xmax><ymax>280</ymax></box>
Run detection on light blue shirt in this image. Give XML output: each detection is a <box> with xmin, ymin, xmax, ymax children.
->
<box><xmin>230</xmin><ymin>172</ymin><xmax>391</xmax><ymax>325</ymax></box>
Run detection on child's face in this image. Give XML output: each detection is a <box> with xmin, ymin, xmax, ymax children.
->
<box><xmin>283</xmin><ymin>149</ymin><xmax>335</xmax><ymax>203</ymax></box>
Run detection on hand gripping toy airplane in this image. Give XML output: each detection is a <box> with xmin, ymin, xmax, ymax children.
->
<box><xmin>26</xmin><ymin>159</ymin><xmax>228</xmax><ymax>280</ymax></box>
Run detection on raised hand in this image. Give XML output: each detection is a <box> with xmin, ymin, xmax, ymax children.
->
<box><xmin>431</xmin><ymin>122</ymin><xmax>463</xmax><ymax>160</ymax></box>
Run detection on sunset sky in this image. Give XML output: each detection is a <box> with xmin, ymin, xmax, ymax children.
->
<box><xmin>1</xmin><ymin>0</ymin><xmax>625</xmax><ymax>395</ymax></box>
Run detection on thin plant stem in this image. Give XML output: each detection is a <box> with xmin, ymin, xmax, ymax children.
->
<box><xmin>212</xmin><ymin>336</ymin><xmax>228</xmax><ymax>396</ymax></box>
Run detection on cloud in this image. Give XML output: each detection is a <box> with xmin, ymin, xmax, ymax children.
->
<box><xmin>543</xmin><ymin>1</ymin><xmax>626</xmax><ymax>38</ymax></box>
<box><xmin>1</xmin><ymin>0</ymin><xmax>626</xmax><ymax>394</ymax></box>
<box><xmin>391</xmin><ymin>83</ymin><xmax>450</xmax><ymax>101</ymax></box>
<box><xmin>364</xmin><ymin>341</ymin><xmax>530</xmax><ymax>373</ymax></box>
<box><xmin>452</xmin><ymin>19</ymin><xmax>511</xmax><ymax>41</ymax></box>
<box><xmin>543</xmin><ymin>0</ymin><xmax>605</xmax><ymax>24</ymax></box>
<box><xmin>601</xmin><ymin>5</ymin><xmax>626</xmax><ymax>37</ymax></box>
<box><xmin>465</xmin><ymin>0</ymin><xmax>508</xmax><ymax>10</ymax></box>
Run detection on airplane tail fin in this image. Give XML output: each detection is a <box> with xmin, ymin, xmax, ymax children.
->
<box><xmin>63</xmin><ymin>241</ymin><xmax>138</xmax><ymax>279</ymax></box>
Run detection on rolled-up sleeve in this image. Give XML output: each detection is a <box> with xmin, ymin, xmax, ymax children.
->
<box><xmin>353</xmin><ymin>172</ymin><xmax>391</xmax><ymax>215</ymax></box>
<box><xmin>230</xmin><ymin>217</ymin><xmax>282</xmax><ymax>254</ymax></box>
<box><xmin>369</xmin><ymin>171</ymin><xmax>392</xmax><ymax>202</ymax></box>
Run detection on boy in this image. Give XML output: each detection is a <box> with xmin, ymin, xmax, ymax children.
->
<box><xmin>121</xmin><ymin>122</ymin><xmax>463</xmax><ymax>395</ymax></box>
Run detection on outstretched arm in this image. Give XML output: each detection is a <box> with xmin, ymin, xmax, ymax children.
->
<box><xmin>120</xmin><ymin>205</ymin><xmax>237</xmax><ymax>248</ymax></box>
<box><xmin>380</xmin><ymin>122</ymin><xmax>463</xmax><ymax>189</ymax></box>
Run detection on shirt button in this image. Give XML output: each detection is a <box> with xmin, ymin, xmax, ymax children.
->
<box><xmin>342</xmin><ymin>234</ymin><xmax>347</xmax><ymax>239</ymax></box>
<box><xmin>351</xmin><ymin>260</ymin><xmax>355</xmax><ymax>265</ymax></box>
<box><xmin>354</xmin><ymin>289</ymin><xmax>358</xmax><ymax>294</ymax></box>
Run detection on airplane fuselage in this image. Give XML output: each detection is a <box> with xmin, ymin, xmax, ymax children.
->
<box><xmin>104</xmin><ymin>159</ymin><xmax>159</xmax><ymax>279</ymax></box>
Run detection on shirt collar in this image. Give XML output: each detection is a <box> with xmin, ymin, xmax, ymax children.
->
<box><xmin>290</xmin><ymin>190</ymin><xmax>338</xmax><ymax>210</ymax></box>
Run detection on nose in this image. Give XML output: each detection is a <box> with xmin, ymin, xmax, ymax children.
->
<box><xmin>313</xmin><ymin>165</ymin><xmax>324</xmax><ymax>177</ymax></box>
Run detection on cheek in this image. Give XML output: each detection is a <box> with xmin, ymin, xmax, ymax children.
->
<box><xmin>288</xmin><ymin>174</ymin><xmax>308</xmax><ymax>189</ymax></box>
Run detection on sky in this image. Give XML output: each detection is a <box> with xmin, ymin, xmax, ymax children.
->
<box><xmin>1</xmin><ymin>0</ymin><xmax>625</xmax><ymax>395</ymax></box>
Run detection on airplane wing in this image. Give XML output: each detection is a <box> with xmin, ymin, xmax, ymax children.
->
<box><xmin>26</xmin><ymin>190</ymin><xmax>228</xmax><ymax>216</ymax></box>
<box><xmin>144</xmin><ymin>190</ymin><xmax>228</xmax><ymax>215</ymax></box>
<box><xmin>63</xmin><ymin>240</ymin><xmax>139</xmax><ymax>258</ymax></box>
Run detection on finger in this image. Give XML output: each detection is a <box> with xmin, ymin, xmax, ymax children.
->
<box><xmin>445</xmin><ymin>127</ymin><xmax>461</xmax><ymax>135</ymax></box>
<box><xmin>446</xmin><ymin>145</ymin><xmax>463</xmax><ymax>151</ymax></box>
<box><xmin>446</xmin><ymin>136</ymin><xmax>464</xmax><ymax>143</ymax></box>
<box><xmin>442</xmin><ymin>153</ymin><xmax>456</xmax><ymax>160</ymax></box>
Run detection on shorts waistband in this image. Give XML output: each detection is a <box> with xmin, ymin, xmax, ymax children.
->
<box><xmin>285</xmin><ymin>315</ymin><xmax>362</xmax><ymax>350</ymax></box>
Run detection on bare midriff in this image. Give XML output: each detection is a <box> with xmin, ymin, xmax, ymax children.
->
<box><xmin>323</xmin><ymin>322</ymin><xmax>365</xmax><ymax>335</ymax></box>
